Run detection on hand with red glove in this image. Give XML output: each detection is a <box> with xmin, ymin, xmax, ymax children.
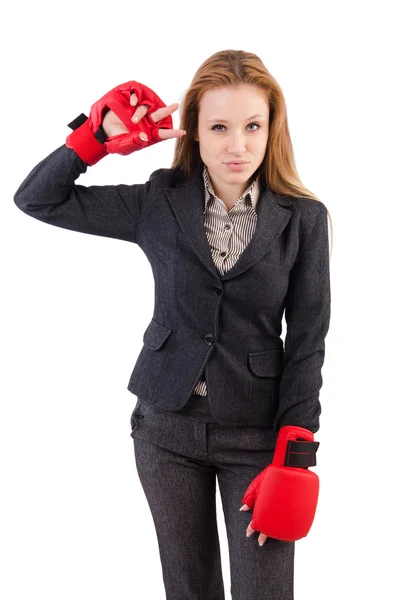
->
<box><xmin>65</xmin><ymin>80</ymin><xmax>186</xmax><ymax>166</ymax></box>
<box><xmin>240</xmin><ymin>426</ymin><xmax>320</xmax><ymax>544</ymax></box>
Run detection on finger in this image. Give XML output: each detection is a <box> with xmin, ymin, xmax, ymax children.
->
<box><xmin>130</xmin><ymin>92</ymin><xmax>138</xmax><ymax>106</ymax></box>
<box><xmin>157</xmin><ymin>128</ymin><xmax>186</xmax><ymax>140</ymax></box>
<box><xmin>131</xmin><ymin>104</ymin><xmax>149</xmax><ymax>123</ymax></box>
<box><xmin>150</xmin><ymin>103</ymin><xmax>180</xmax><ymax>123</ymax></box>
<box><xmin>258</xmin><ymin>534</ymin><xmax>268</xmax><ymax>546</ymax></box>
<box><xmin>139</xmin><ymin>131</ymin><xmax>148</xmax><ymax>142</ymax></box>
<box><xmin>246</xmin><ymin>521</ymin><xmax>255</xmax><ymax>537</ymax></box>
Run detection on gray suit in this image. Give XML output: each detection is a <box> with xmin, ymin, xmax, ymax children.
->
<box><xmin>14</xmin><ymin>142</ymin><xmax>331</xmax><ymax>599</ymax></box>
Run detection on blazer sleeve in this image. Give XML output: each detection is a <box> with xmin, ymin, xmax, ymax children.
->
<box><xmin>274</xmin><ymin>200</ymin><xmax>331</xmax><ymax>434</ymax></box>
<box><xmin>13</xmin><ymin>144</ymin><xmax>154</xmax><ymax>244</ymax></box>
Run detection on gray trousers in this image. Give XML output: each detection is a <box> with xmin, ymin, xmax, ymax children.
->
<box><xmin>129</xmin><ymin>394</ymin><xmax>295</xmax><ymax>600</ymax></box>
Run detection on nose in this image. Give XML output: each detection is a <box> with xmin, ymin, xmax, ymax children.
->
<box><xmin>227</xmin><ymin>133</ymin><xmax>246</xmax><ymax>154</ymax></box>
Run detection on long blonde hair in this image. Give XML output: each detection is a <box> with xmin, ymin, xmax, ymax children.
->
<box><xmin>171</xmin><ymin>49</ymin><xmax>333</xmax><ymax>256</ymax></box>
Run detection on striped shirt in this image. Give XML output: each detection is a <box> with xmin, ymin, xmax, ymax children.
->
<box><xmin>192</xmin><ymin>164</ymin><xmax>262</xmax><ymax>396</ymax></box>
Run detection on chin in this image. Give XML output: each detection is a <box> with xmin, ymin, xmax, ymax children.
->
<box><xmin>227</xmin><ymin>169</ymin><xmax>254</xmax><ymax>179</ymax></box>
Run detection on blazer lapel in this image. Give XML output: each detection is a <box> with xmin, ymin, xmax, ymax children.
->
<box><xmin>164</xmin><ymin>172</ymin><xmax>293</xmax><ymax>281</ymax></box>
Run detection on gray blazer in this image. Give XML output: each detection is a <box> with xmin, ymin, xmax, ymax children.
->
<box><xmin>14</xmin><ymin>144</ymin><xmax>331</xmax><ymax>434</ymax></box>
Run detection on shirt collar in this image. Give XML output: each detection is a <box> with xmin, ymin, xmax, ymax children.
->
<box><xmin>202</xmin><ymin>164</ymin><xmax>261</xmax><ymax>212</ymax></box>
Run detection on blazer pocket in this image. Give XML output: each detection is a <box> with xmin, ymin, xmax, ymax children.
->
<box><xmin>143</xmin><ymin>318</ymin><xmax>172</xmax><ymax>350</ymax></box>
<box><xmin>127</xmin><ymin>320</ymin><xmax>173</xmax><ymax>402</ymax></box>
<box><xmin>248</xmin><ymin>349</ymin><xmax>284</xmax><ymax>424</ymax></box>
<box><xmin>248</xmin><ymin>349</ymin><xmax>284</xmax><ymax>377</ymax></box>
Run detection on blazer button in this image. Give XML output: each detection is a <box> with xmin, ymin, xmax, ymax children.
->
<box><xmin>204</xmin><ymin>334</ymin><xmax>214</xmax><ymax>345</ymax></box>
<box><xmin>213</xmin><ymin>287</ymin><xmax>222</xmax><ymax>296</ymax></box>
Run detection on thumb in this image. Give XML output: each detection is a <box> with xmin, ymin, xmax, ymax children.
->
<box><xmin>239</xmin><ymin>504</ymin><xmax>250</xmax><ymax>511</ymax></box>
<box><xmin>241</xmin><ymin>467</ymin><xmax>268</xmax><ymax>510</ymax></box>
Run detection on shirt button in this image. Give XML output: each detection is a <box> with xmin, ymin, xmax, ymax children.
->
<box><xmin>220</xmin><ymin>251</ymin><xmax>227</xmax><ymax>257</ymax></box>
<box><xmin>225</xmin><ymin>224</ymin><xmax>231</xmax><ymax>230</ymax></box>
<box><xmin>204</xmin><ymin>334</ymin><xmax>214</xmax><ymax>345</ymax></box>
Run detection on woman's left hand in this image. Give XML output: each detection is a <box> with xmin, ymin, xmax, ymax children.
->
<box><xmin>239</xmin><ymin>503</ymin><xmax>268</xmax><ymax>546</ymax></box>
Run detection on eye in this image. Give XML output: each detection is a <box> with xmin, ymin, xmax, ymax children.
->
<box><xmin>211</xmin><ymin>124</ymin><xmax>227</xmax><ymax>132</ymax></box>
<box><xmin>211</xmin><ymin>123</ymin><xmax>261</xmax><ymax>132</ymax></box>
<box><xmin>247</xmin><ymin>122</ymin><xmax>261</xmax><ymax>131</ymax></box>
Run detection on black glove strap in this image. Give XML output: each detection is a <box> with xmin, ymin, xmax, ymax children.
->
<box><xmin>67</xmin><ymin>113</ymin><xmax>106</xmax><ymax>144</ymax></box>
<box><xmin>67</xmin><ymin>112</ymin><xmax>88</xmax><ymax>130</ymax></box>
<box><xmin>284</xmin><ymin>440</ymin><xmax>320</xmax><ymax>468</ymax></box>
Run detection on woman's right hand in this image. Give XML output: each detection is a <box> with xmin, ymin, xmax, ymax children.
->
<box><xmin>66</xmin><ymin>80</ymin><xmax>183</xmax><ymax>165</ymax></box>
<box><xmin>102</xmin><ymin>91</ymin><xmax>186</xmax><ymax>143</ymax></box>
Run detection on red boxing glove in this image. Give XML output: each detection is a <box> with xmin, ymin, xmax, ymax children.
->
<box><xmin>242</xmin><ymin>426</ymin><xmax>320</xmax><ymax>542</ymax></box>
<box><xmin>65</xmin><ymin>80</ymin><xmax>173</xmax><ymax>166</ymax></box>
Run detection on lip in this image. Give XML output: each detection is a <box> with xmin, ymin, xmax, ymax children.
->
<box><xmin>224</xmin><ymin>161</ymin><xmax>249</xmax><ymax>164</ymax></box>
<box><xmin>224</xmin><ymin>161</ymin><xmax>249</xmax><ymax>172</ymax></box>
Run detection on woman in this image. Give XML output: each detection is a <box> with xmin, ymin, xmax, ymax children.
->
<box><xmin>14</xmin><ymin>49</ymin><xmax>332</xmax><ymax>600</ymax></box>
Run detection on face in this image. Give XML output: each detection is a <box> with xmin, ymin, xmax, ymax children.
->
<box><xmin>194</xmin><ymin>84</ymin><xmax>270</xmax><ymax>199</ymax></box>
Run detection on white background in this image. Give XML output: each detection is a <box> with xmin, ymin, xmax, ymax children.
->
<box><xmin>2</xmin><ymin>1</ymin><xmax>396</xmax><ymax>598</ymax></box>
